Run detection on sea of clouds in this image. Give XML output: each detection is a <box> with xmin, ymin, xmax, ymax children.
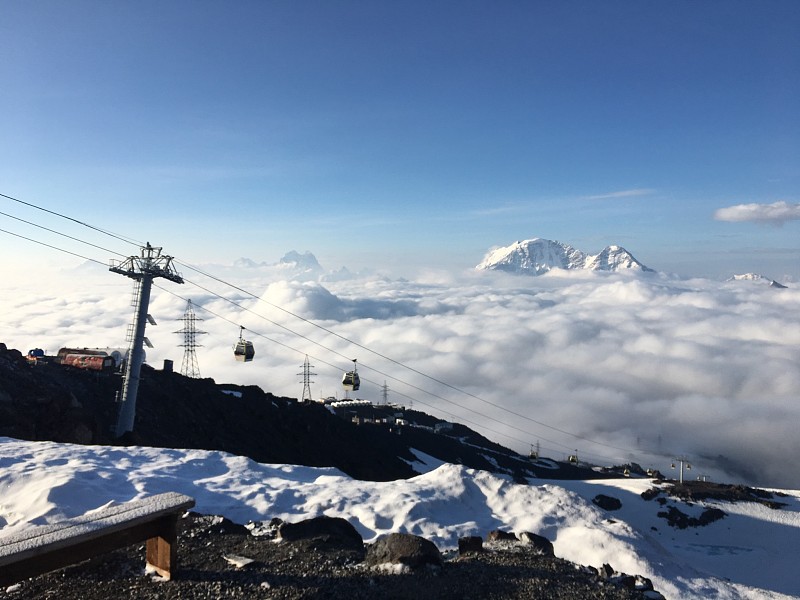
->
<box><xmin>2</xmin><ymin>258</ymin><xmax>799</xmax><ymax>489</ymax></box>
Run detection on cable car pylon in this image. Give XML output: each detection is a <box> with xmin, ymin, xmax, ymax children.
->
<box><xmin>110</xmin><ymin>243</ymin><xmax>183</xmax><ymax>437</ymax></box>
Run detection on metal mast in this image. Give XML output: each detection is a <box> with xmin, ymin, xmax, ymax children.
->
<box><xmin>175</xmin><ymin>299</ymin><xmax>206</xmax><ymax>378</ymax></box>
<box><xmin>110</xmin><ymin>243</ymin><xmax>183</xmax><ymax>437</ymax></box>
<box><xmin>381</xmin><ymin>380</ymin><xmax>389</xmax><ymax>404</ymax></box>
<box><xmin>672</xmin><ymin>456</ymin><xmax>692</xmax><ymax>484</ymax></box>
<box><xmin>298</xmin><ymin>354</ymin><xmax>316</xmax><ymax>402</ymax></box>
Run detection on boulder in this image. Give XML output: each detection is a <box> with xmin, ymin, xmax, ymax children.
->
<box><xmin>518</xmin><ymin>531</ymin><xmax>554</xmax><ymax>556</ymax></box>
<box><xmin>486</xmin><ymin>529</ymin><xmax>517</xmax><ymax>542</ymax></box>
<box><xmin>278</xmin><ymin>515</ymin><xmax>363</xmax><ymax>551</ymax></box>
<box><xmin>458</xmin><ymin>536</ymin><xmax>483</xmax><ymax>554</ymax></box>
<box><xmin>592</xmin><ymin>494</ymin><xmax>622</xmax><ymax>511</ymax></box>
<box><xmin>365</xmin><ymin>532</ymin><xmax>443</xmax><ymax>569</ymax></box>
<box><xmin>635</xmin><ymin>575</ymin><xmax>655</xmax><ymax>591</ymax></box>
<box><xmin>641</xmin><ymin>487</ymin><xmax>660</xmax><ymax>501</ymax></box>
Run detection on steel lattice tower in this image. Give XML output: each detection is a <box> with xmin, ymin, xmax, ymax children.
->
<box><xmin>298</xmin><ymin>355</ymin><xmax>316</xmax><ymax>402</ymax></box>
<box><xmin>381</xmin><ymin>380</ymin><xmax>389</xmax><ymax>404</ymax></box>
<box><xmin>175</xmin><ymin>299</ymin><xmax>206</xmax><ymax>378</ymax></box>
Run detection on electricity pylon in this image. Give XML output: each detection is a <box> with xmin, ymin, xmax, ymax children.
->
<box><xmin>298</xmin><ymin>355</ymin><xmax>316</xmax><ymax>402</ymax></box>
<box><xmin>175</xmin><ymin>299</ymin><xmax>206</xmax><ymax>378</ymax></box>
<box><xmin>110</xmin><ymin>243</ymin><xmax>183</xmax><ymax>436</ymax></box>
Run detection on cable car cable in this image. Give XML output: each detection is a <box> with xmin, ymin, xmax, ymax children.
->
<box><xmin>0</xmin><ymin>191</ymin><xmax>143</xmax><ymax>247</ymax></box>
<box><xmin>0</xmin><ymin>209</ymin><xmax>130</xmax><ymax>258</ymax></box>
<box><xmin>0</xmin><ymin>226</ymin><xmax>108</xmax><ymax>266</ymax></box>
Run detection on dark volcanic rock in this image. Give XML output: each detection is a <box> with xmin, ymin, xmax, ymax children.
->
<box><xmin>657</xmin><ymin>505</ymin><xmax>726</xmax><ymax>529</ymax></box>
<box><xmin>365</xmin><ymin>532</ymin><xmax>443</xmax><ymax>569</ymax></box>
<box><xmin>487</xmin><ymin>529</ymin><xmax>518</xmax><ymax>542</ymax></box>
<box><xmin>458</xmin><ymin>535</ymin><xmax>483</xmax><ymax>554</ymax></box>
<box><xmin>669</xmin><ymin>481</ymin><xmax>787</xmax><ymax>509</ymax></box>
<box><xmin>518</xmin><ymin>531</ymin><xmax>555</xmax><ymax>556</ymax></box>
<box><xmin>641</xmin><ymin>487</ymin><xmax>661</xmax><ymax>501</ymax></box>
<box><xmin>593</xmin><ymin>494</ymin><xmax>623</xmax><ymax>511</ymax></box>
<box><xmin>278</xmin><ymin>515</ymin><xmax>364</xmax><ymax>551</ymax></box>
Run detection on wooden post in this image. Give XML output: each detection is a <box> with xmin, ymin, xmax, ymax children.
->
<box><xmin>145</xmin><ymin>515</ymin><xmax>179</xmax><ymax>580</ymax></box>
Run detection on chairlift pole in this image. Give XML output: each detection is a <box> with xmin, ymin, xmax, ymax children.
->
<box><xmin>672</xmin><ymin>456</ymin><xmax>692</xmax><ymax>484</ymax></box>
<box><xmin>110</xmin><ymin>243</ymin><xmax>183</xmax><ymax>437</ymax></box>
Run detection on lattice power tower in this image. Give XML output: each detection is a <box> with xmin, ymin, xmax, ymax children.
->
<box><xmin>298</xmin><ymin>355</ymin><xmax>316</xmax><ymax>402</ymax></box>
<box><xmin>175</xmin><ymin>299</ymin><xmax>206</xmax><ymax>378</ymax></box>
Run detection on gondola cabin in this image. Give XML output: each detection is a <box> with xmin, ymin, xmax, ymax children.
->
<box><xmin>342</xmin><ymin>370</ymin><xmax>360</xmax><ymax>391</ymax></box>
<box><xmin>234</xmin><ymin>327</ymin><xmax>255</xmax><ymax>362</ymax></box>
<box><xmin>342</xmin><ymin>359</ymin><xmax>360</xmax><ymax>391</ymax></box>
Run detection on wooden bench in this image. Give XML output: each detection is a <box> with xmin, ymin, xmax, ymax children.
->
<box><xmin>0</xmin><ymin>492</ymin><xmax>195</xmax><ymax>586</ymax></box>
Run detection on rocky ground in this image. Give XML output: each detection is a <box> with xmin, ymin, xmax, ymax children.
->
<box><xmin>3</xmin><ymin>513</ymin><xmax>661</xmax><ymax>600</ymax></box>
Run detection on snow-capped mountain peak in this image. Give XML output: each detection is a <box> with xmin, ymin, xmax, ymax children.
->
<box><xmin>728</xmin><ymin>273</ymin><xmax>788</xmax><ymax>288</ymax></box>
<box><xmin>476</xmin><ymin>238</ymin><xmax>586</xmax><ymax>275</ymax></box>
<box><xmin>583</xmin><ymin>245</ymin><xmax>652</xmax><ymax>272</ymax></box>
<box><xmin>476</xmin><ymin>238</ymin><xmax>652</xmax><ymax>275</ymax></box>
<box><xmin>279</xmin><ymin>250</ymin><xmax>322</xmax><ymax>271</ymax></box>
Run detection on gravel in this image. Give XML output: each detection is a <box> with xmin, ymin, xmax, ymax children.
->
<box><xmin>2</xmin><ymin>513</ymin><xmax>660</xmax><ymax>599</ymax></box>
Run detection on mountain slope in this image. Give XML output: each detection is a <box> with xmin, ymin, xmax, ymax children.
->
<box><xmin>0</xmin><ymin>344</ymin><xmax>615</xmax><ymax>483</ymax></box>
<box><xmin>476</xmin><ymin>238</ymin><xmax>652</xmax><ymax>275</ymax></box>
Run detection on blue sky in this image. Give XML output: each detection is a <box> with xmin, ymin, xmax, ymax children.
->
<box><xmin>2</xmin><ymin>1</ymin><xmax>799</xmax><ymax>279</ymax></box>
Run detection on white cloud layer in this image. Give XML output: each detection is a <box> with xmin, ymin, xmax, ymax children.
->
<box><xmin>2</xmin><ymin>264</ymin><xmax>799</xmax><ymax>489</ymax></box>
<box><xmin>714</xmin><ymin>200</ymin><xmax>800</xmax><ymax>224</ymax></box>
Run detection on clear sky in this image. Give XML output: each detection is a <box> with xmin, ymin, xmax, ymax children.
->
<box><xmin>2</xmin><ymin>1</ymin><xmax>799</xmax><ymax>279</ymax></box>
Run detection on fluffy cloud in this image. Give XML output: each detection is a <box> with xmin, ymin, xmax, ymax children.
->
<box><xmin>714</xmin><ymin>200</ymin><xmax>800</xmax><ymax>225</ymax></box>
<box><xmin>2</xmin><ymin>265</ymin><xmax>799</xmax><ymax>489</ymax></box>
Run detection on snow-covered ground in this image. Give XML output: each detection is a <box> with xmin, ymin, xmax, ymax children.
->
<box><xmin>1</xmin><ymin>437</ymin><xmax>798</xmax><ymax>599</ymax></box>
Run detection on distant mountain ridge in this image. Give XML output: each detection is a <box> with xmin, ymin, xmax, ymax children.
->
<box><xmin>476</xmin><ymin>238</ymin><xmax>653</xmax><ymax>275</ymax></box>
<box><xmin>728</xmin><ymin>273</ymin><xmax>788</xmax><ymax>288</ymax></box>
